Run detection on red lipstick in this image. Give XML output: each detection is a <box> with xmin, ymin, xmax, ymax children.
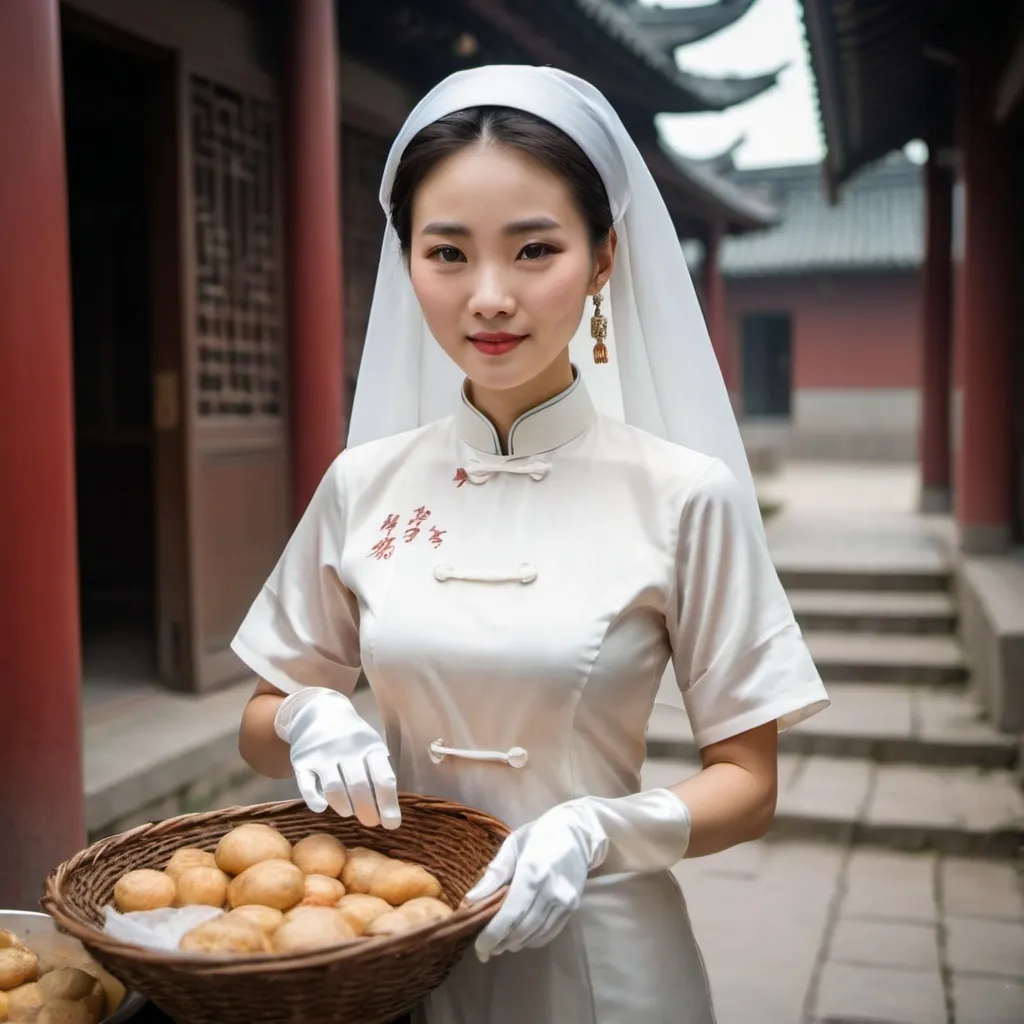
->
<box><xmin>468</xmin><ymin>332</ymin><xmax>527</xmax><ymax>356</ymax></box>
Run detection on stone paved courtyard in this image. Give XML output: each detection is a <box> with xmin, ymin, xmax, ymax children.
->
<box><xmin>672</xmin><ymin>839</ymin><xmax>1024</xmax><ymax>1024</ymax></box>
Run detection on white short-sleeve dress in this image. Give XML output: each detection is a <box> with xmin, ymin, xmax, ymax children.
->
<box><xmin>231</xmin><ymin>370</ymin><xmax>829</xmax><ymax>1024</ymax></box>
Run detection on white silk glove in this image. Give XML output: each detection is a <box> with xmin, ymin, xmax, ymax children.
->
<box><xmin>274</xmin><ymin>687</ymin><xmax>401</xmax><ymax>829</ymax></box>
<box><xmin>465</xmin><ymin>788</ymin><xmax>691</xmax><ymax>961</ymax></box>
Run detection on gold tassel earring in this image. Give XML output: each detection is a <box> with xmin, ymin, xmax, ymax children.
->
<box><xmin>591</xmin><ymin>292</ymin><xmax>608</xmax><ymax>364</ymax></box>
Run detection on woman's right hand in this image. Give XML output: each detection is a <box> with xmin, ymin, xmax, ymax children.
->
<box><xmin>273</xmin><ymin>687</ymin><xmax>401</xmax><ymax>829</ymax></box>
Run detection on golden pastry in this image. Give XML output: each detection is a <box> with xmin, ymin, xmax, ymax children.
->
<box><xmin>179</xmin><ymin>917</ymin><xmax>267</xmax><ymax>956</ymax></box>
<box><xmin>291</xmin><ymin>833</ymin><xmax>347</xmax><ymax>878</ymax></box>
<box><xmin>400</xmin><ymin>897</ymin><xmax>453</xmax><ymax>925</ymax></box>
<box><xmin>225</xmin><ymin>905</ymin><xmax>284</xmax><ymax>939</ymax></box>
<box><xmin>37</xmin><ymin>969</ymin><xmax>104</xmax><ymax>1019</ymax></box>
<box><xmin>226</xmin><ymin>859</ymin><xmax>304</xmax><ymax>911</ymax></box>
<box><xmin>271</xmin><ymin>908</ymin><xmax>355</xmax><ymax>954</ymax></box>
<box><xmin>163</xmin><ymin>848</ymin><xmax>217</xmax><ymax>881</ymax></box>
<box><xmin>113</xmin><ymin>869</ymin><xmax>176</xmax><ymax>913</ymax></box>
<box><xmin>363</xmin><ymin>909</ymin><xmax>414</xmax><ymax>938</ymax></box>
<box><xmin>0</xmin><ymin>947</ymin><xmax>39</xmax><ymax>990</ymax></box>
<box><xmin>5</xmin><ymin>981</ymin><xmax>44</xmax><ymax>1020</ymax></box>
<box><xmin>339</xmin><ymin>847</ymin><xmax>385</xmax><ymax>894</ymax></box>
<box><xmin>214</xmin><ymin>823</ymin><xmax>292</xmax><ymax>876</ymax></box>
<box><xmin>32</xmin><ymin>949</ymin><xmax>124</xmax><ymax>1015</ymax></box>
<box><xmin>36</xmin><ymin>1000</ymin><xmax>103</xmax><ymax>1024</ymax></box>
<box><xmin>280</xmin><ymin>905</ymin><xmax>314</xmax><ymax>922</ymax></box>
<box><xmin>368</xmin><ymin>860</ymin><xmax>442</xmax><ymax>905</ymax></box>
<box><xmin>173</xmin><ymin>865</ymin><xmax>231</xmax><ymax>908</ymax></box>
<box><xmin>299</xmin><ymin>874</ymin><xmax>346</xmax><ymax>907</ymax></box>
<box><xmin>334</xmin><ymin>893</ymin><xmax>393</xmax><ymax>935</ymax></box>
<box><xmin>364</xmin><ymin>895</ymin><xmax>453</xmax><ymax>936</ymax></box>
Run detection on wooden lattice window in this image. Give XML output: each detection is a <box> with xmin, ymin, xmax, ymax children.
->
<box><xmin>191</xmin><ymin>75</ymin><xmax>282</xmax><ymax>419</ymax></box>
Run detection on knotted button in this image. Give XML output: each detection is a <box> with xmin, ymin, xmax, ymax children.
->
<box><xmin>429</xmin><ymin>739</ymin><xmax>529</xmax><ymax>768</ymax></box>
<box><xmin>433</xmin><ymin>563</ymin><xmax>537</xmax><ymax>584</ymax></box>
<box><xmin>458</xmin><ymin>456</ymin><xmax>551</xmax><ymax>486</ymax></box>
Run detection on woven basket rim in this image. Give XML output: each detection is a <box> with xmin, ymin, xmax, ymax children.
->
<box><xmin>42</xmin><ymin>794</ymin><xmax>509</xmax><ymax>974</ymax></box>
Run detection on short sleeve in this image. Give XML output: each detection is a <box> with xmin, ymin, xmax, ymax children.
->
<box><xmin>669</xmin><ymin>459</ymin><xmax>829</xmax><ymax>749</ymax></box>
<box><xmin>230</xmin><ymin>457</ymin><xmax>361</xmax><ymax>697</ymax></box>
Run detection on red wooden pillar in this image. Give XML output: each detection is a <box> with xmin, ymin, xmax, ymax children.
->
<box><xmin>287</xmin><ymin>0</ymin><xmax>345</xmax><ymax>518</ymax></box>
<box><xmin>952</xmin><ymin>179</ymin><xmax>968</xmax><ymax>473</ymax></box>
<box><xmin>918</xmin><ymin>151</ymin><xmax>954</xmax><ymax>513</ymax></box>
<box><xmin>955</xmin><ymin>51</ymin><xmax>1014</xmax><ymax>552</ymax></box>
<box><xmin>0</xmin><ymin>0</ymin><xmax>86</xmax><ymax>908</ymax></box>
<box><xmin>703</xmin><ymin>221</ymin><xmax>735</xmax><ymax>399</ymax></box>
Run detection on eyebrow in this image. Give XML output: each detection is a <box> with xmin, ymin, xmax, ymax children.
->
<box><xmin>420</xmin><ymin>216</ymin><xmax>562</xmax><ymax>237</ymax></box>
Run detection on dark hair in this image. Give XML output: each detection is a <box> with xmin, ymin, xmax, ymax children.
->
<box><xmin>389</xmin><ymin>106</ymin><xmax>613</xmax><ymax>254</ymax></box>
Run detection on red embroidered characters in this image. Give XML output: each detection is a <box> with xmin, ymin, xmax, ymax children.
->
<box><xmin>369</xmin><ymin>507</ymin><xmax>446</xmax><ymax>560</ymax></box>
<box><xmin>369</xmin><ymin>514</ymin><xmax>400</xmax><ymax>561</ymax></box>
<box><xmin>453</xmin><ymin>468</ymin><xmax>469</xmax><ymax>488</ymax></box>
<box><xmin>404</xmin><ymin>506</ymin><xmax>431</xmax><ymax>543</ymax></box>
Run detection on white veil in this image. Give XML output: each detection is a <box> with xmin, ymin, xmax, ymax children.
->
<box><xmin>347</xmin><ymin>64</ymin><xmax>759</xmax><ymax>526</ymax></box>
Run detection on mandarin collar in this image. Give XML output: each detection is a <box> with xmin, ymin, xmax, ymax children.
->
<box><xmin>455</xmin><ymin>367</ymin><xmax>596</xmax><ymax>457</ymax></box>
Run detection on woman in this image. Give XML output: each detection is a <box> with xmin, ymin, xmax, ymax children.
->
<box><xmin>233</xmin><ymin>65</ymin><xmax>828</xmax><ymax>1023</ymax></box>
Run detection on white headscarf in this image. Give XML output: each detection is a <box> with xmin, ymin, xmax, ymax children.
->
<box><xmin>347</xmin><ymin>65</ymin><xmax>758</xmax><ymax>524</ymax></box>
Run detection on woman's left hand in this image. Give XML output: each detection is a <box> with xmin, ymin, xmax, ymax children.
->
<box><xmin>465</xmin><ymin>789</ymin><xmax>692</xmax><ymax>962</ymax></box>
<box><xmin>464</xmin><ymin>803</ymin><xmax>599</xmax><ymax>962</ymax></box>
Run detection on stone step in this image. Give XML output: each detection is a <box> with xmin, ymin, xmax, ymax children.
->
<box><xmin>643</xmin><ymin>755</ymin><xmax>1024</xmax><ymax>858</ymax></box>
<box><xmin>789</xmin><ymin>589</ymin><xmax>957</xmax><ymax>635</ymax></box>
<box><xmin>84</xmin><ymin>679</ymin><xmax>257</xmax><ymax>837</ymax></box>
<box><xmin>777</xmin><ymin>566</ymin><xmax>950</xmax><ymax>594</ymax></box>
<box><xmin>646</xmin><ymin>682</ymin><xmax>1017</xmax><ymax>769</ymax></box>
<box><xmin>805</xmin><ymin>630</ymin><xmax>968</xmax><ymax>684</ymax></box>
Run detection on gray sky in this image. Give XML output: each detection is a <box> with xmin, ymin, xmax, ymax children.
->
<box><xmin>646</xmin><ymin>0</ymin><xmax>825</xmax><ymax>169</ymax></box>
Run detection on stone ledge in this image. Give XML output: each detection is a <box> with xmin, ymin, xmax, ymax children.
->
<box><xmin>956</xmin><ymin>550</ymin><xmax>1024</xmax><ymax>733</ymax></box>
<box><xmin>643</xmin><ymin>756</ymin><xmax>1024</xmax><ymax>858</ymax></box>
<box><xmin>777</xmin><ymin>566</ymin><xmax>951</xmax><ymax>593</ymax></box>
<box><xmin>804</xmin><ymin>631</ymin><xmax>967</xmax><ymax>684</ymax></box>
<box><xmin>89</xmin><ymin>763</ymin><xmax>299</xmax><ymax>843</ymax></box>
<box><xmin>85</xmin><ymin>678</ymin><xmax>259</xmax><ymax>837</ymax></box>
<box><xmin>646</xmin><ymin>683</ymin><xmax>1018</xmax><ymax>769</ymax></box>
<box><xmin>83</xmin><ymin>680</ymin><xmax>384</xmax><ymax>841</ymax></box>
<box><xmin>788</xmin><ymin>589</ymin><xmax>957</xmax><ymax>635</ymax></box>
<box><xmin>649</xmin><ymin>668</ymin><xmax>1015</xmax><ymax>770</ymax></box>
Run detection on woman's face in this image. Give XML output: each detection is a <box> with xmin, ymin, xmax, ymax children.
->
<box><xmin>408</xmin><ymin>142</ymin><xmax>614</xmax><ymax>393</ymax></box>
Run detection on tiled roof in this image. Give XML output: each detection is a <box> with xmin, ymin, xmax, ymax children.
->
<box><xmin>797</xmin><ymin>0</ymin><xmax>939</xmax><ymax>189</ymax></box>
<box><xmin>624</xmin><ymin>0</ymin><xmax>759</xmax><ymax>54</ymax></box>
<box><xmin>657</xmin><ymin>137</ymin><xmax>779</xmax><ymax>230</ymax></box>
<box><xmin>568</xmin><ymin>0</ymin><xmax>784</xmax><ymax>111</ymax></box>
<box><xmin>709</xmin><ymin>153</ymin><xmax>924</xmax><ymax>275</ymax></box>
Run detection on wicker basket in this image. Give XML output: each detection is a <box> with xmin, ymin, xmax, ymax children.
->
<box><xmin>42</xmin><ymin>795</ymin><xmax>510</xmax><ymax>1024</ymax></box>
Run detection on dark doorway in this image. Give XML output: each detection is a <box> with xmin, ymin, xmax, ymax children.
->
<box><xmin>1012</xmin><ymin>134</ymin><xmax>1024</xmax><ymax>544</ymax></box>
<box><xmin>741</xmin><ymin>313</ymin><xmax>793</xmax><ymax>418</ymax></box>
<box><xmin>341</xmin><ymin>124</ymin><xmax>391</xmax><ymax>441</ymax></box>
<box><xmin>63</xmin><ymin>27</ymin><xmax>159</xmax><ymax>686</ymax></box>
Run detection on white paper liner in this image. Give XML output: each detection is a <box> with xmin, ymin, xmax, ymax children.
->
<box><xmin>102</xmin><ymin>905</ymin><xmax>224</xmax><ymax>954</ymax></box>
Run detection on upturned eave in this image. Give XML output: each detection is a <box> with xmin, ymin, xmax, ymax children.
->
<box><xmin>623</xmin><ymin>0</ymin><xmax>758</xmax><ymax>54</ymax></box>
